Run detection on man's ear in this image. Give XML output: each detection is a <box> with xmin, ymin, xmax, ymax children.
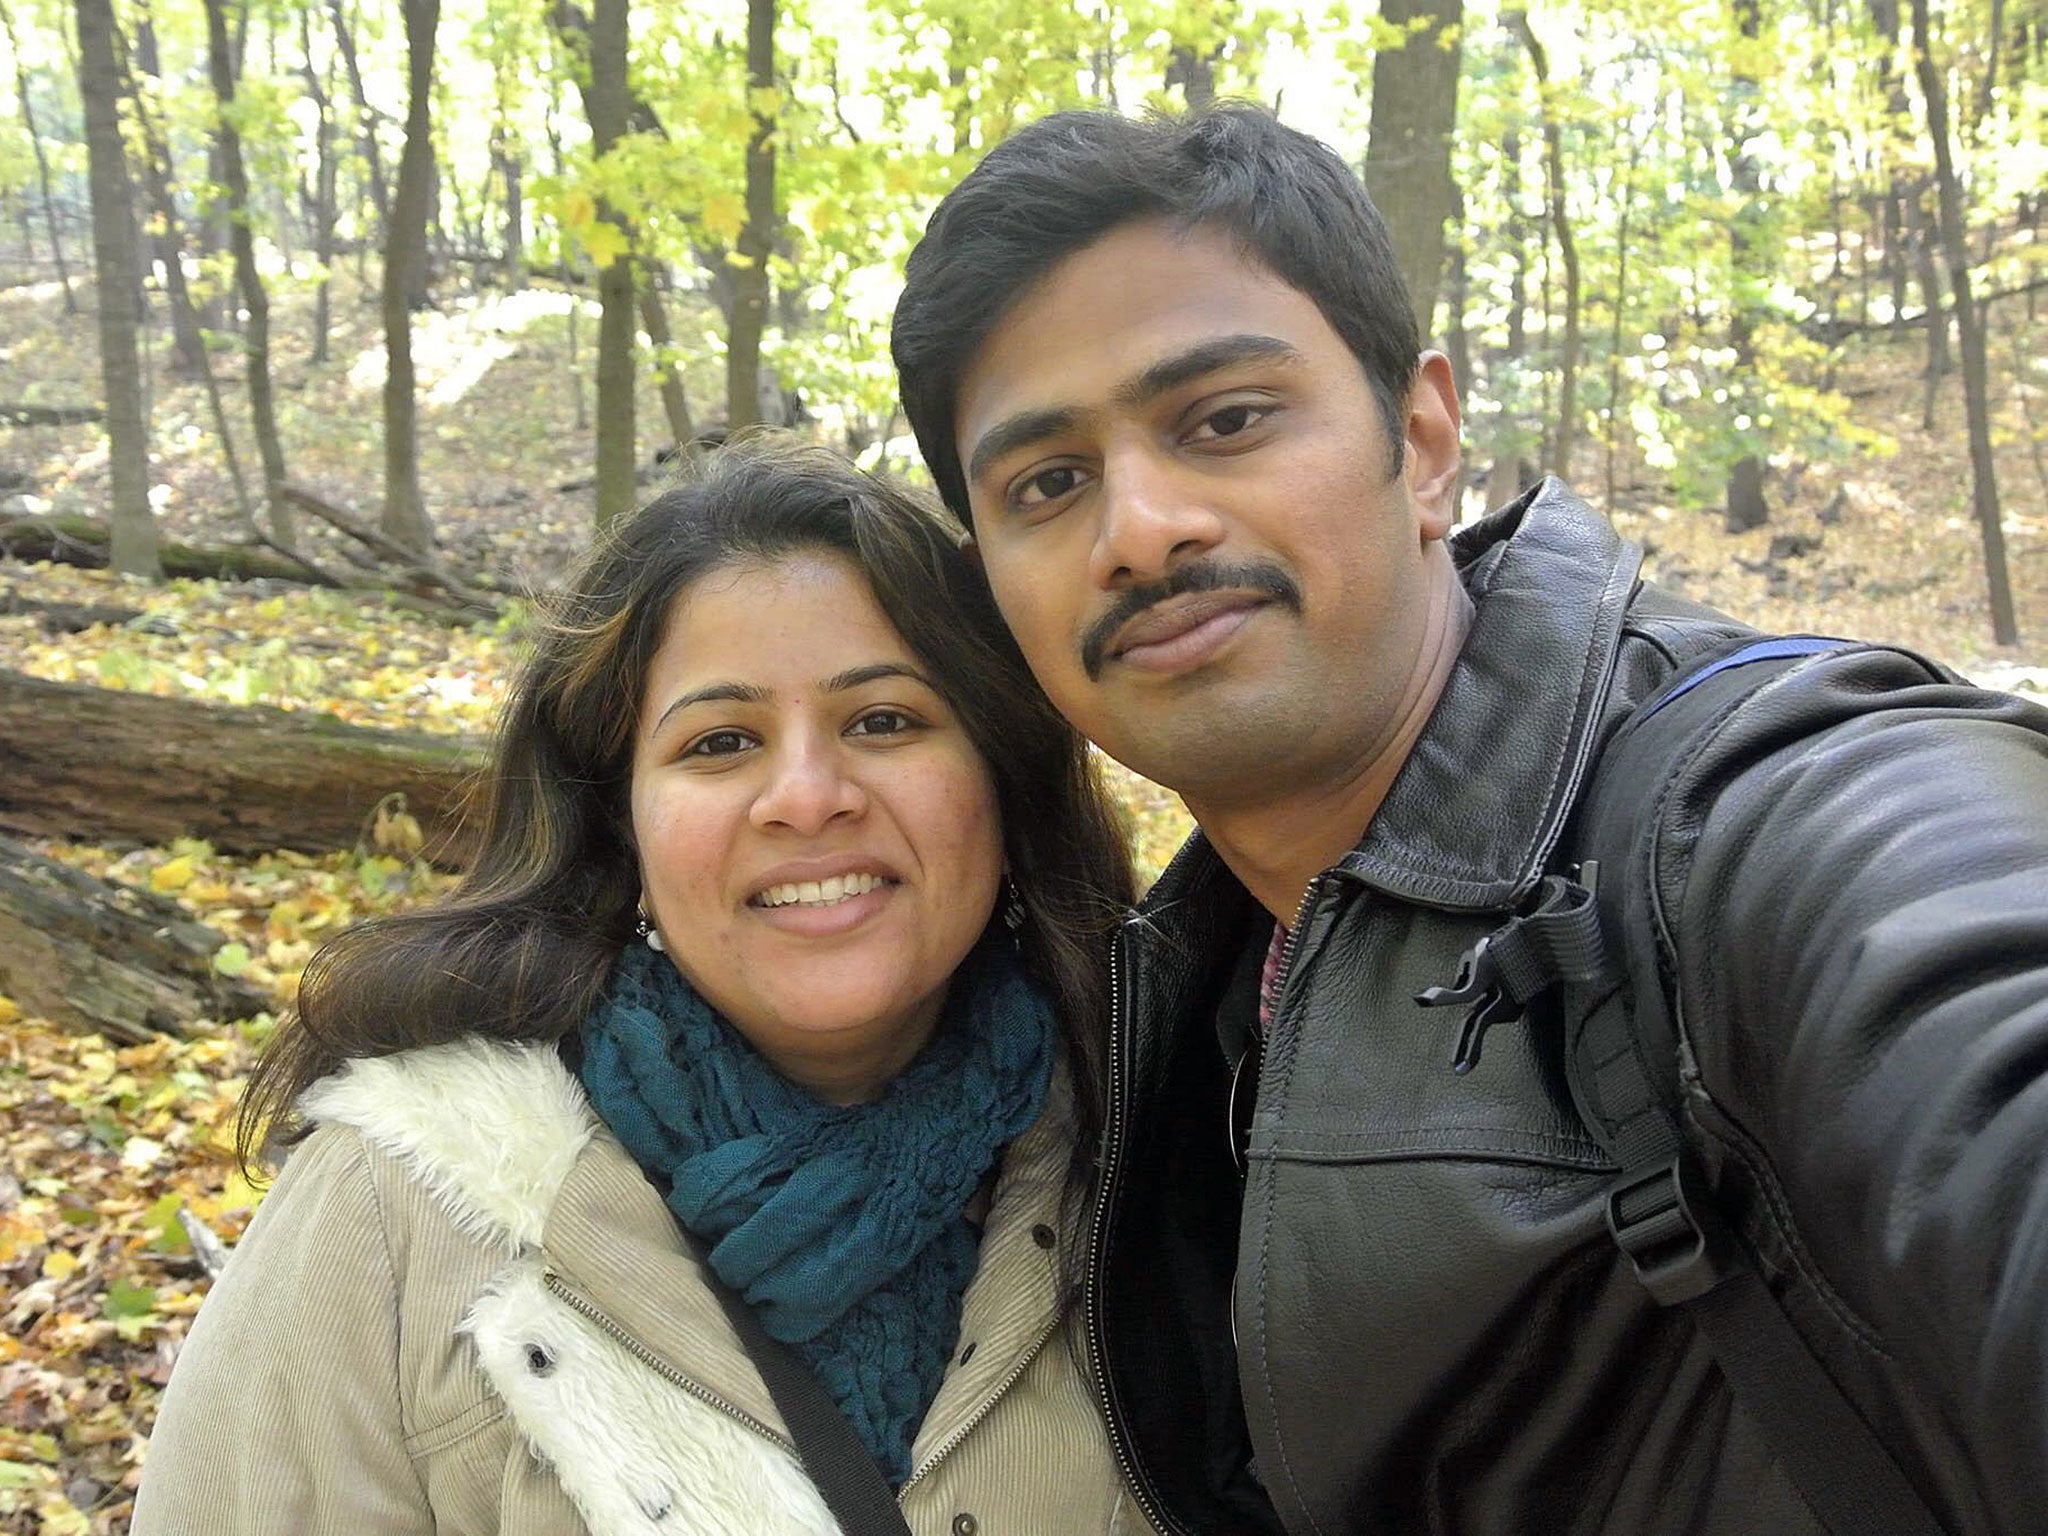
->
<box><xmin>1404</xmin><ymin>351</ymin><xmax>1463</xmax><ymax>541</ymax></box>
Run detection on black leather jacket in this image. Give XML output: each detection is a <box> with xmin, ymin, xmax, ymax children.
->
<box><xmin>1086</xmin><ymin>481</ymin><xmax>2048</xmax><ymax>1536</ymax></box>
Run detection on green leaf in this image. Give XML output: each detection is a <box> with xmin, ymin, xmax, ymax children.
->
<box><xmin>103</xmin><ymin>1278</ymin><xmax>159</xmax><ymax>1321</ymax></box>
<box><xmin>213</xmin><ymin>942</ymin><xmax>252</xmax><ymax>977</ymax></box>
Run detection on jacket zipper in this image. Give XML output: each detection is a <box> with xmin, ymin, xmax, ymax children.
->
<box><xmin>540</xmin><ymin>1268</ymin><xmax>796</xmax><ymax>1456</ymax></box>
<box><xmin>1085</xmin><ymin>925</ymin><xmax>1189</xmax><ymax>1536</ymax></box>
<box><xmin>1087</xmin><ymin>873</ymin><xmax>1343</xmax><ymax>1536</ymax></box>
<box><xmin>897</xmin><ymin>1310</ymin><xmax>1063</xmax><ymax>1494</ymax></box>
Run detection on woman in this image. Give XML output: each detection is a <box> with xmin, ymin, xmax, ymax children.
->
<box><xmin>133</xmin><ymin>441</ymin><xmax>1143</xmax><ymax>1536</ymax></box>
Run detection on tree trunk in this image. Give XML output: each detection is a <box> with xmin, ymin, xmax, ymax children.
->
<box><xmin>580</xmin><ymin>0</ymin><xmax>636</xmax><ymax>528</ymax></box>
<box><xmin>303</xmin><ymin>6</ymin><xmax>338</xmax><ymax>365</ymax></box>
<box><xmin>203</xmin><ymin>0</ymin><xmax>292</xmax><ymax>546</ymax></box>
<box><xmin>638</xmin><ymin>266</ymin><xmax>696</xmax><ymax>450</ymax></box>
<box><xmin>73</xmin><ymin>0</ymin><xmax>160</xmax><ymax>581</ymax></box>
<box><xmin>1722</xmin><ymin>0</ymin><xmax>1769</xmax><ymax>532</ymax></box>
<box><xmin>126</xmin><ymin>11</ymin><xmax>208</xmax><ymax>380</ymax></box>
<box><xmin>1909</xmin><ymin>0</ymin><xmax>2019</xmax><ymax>644</ymax></box>
<box><xmin>725</xmin><ymin>0</ymin><xmax>777</xmax><ymax>432</ymax></box>
<box><xmin>0</xmin><ymin>668</ymin><xmax>484</xmax><ymax>864</ymax></box>
<box><xmin>119</xmin><ymin>11</ymin><xmax>254</xmax><ymax>532</ymax></box>
<box><xmin>380</xmin><ymin>0</ymin><xmax>439</xmax><ymax>555</ymax></box>
<box><xmin>1607</xmin><ymin>126</ymin><xmax>1643</xmax><ymax>509</ymax></box>
<box><xmin>1362</xmin><ymin>0</ymin><xmax>1464</xmax><ymax>340</ymax></box>
<box><xmin>1</xmin><ymin>0</ymin><xmax>76</xmax><ymax>313</ymax></box>
<box><xmin>0</xmin><ymin>836</ymin><xmax>271</xmax><ymax>1040</ymax></box>
<box><xmin>328</xmin><ymin>0</ymin><xmax>390</xmax><ymax>238</ymax></box>
<box><xmin>1510</xmin><ymin>11</ymin><xmax>1580</xmax><ymax>480</ymax></box>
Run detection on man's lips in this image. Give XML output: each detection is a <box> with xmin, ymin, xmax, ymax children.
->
<box><xmin>1106</xmin><ymin>592</ymin><xmax>1269</xmax><ymax>664</ymax></box>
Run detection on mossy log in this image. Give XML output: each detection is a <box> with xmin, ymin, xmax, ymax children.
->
<box><xmin>0</xmin><ymin>669</ymin><xmax>487</xmax><ymax>866</ymax></box>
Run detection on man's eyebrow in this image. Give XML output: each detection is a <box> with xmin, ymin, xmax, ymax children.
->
<box><xmin>647</xmin><ymin>680</ymin><xmax>769</xmax><ymax>737</ymax></box>
<box><xmin>1113</xmin><ymin>333</ymin><xmax>1303</xmax><ymax>407</ymax></box>
<box><xmin>965</xmin><ymin>406</ymin><xmax>1079</xmax><ymax>492</ymax></box>
<box><xmin>822</xmin><ymin>661</ymin><xmax>936</xmax><ymax>694</ymax></box>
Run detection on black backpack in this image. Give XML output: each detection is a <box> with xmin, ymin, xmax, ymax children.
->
<box><xmin>1419</xmin><ymin>635</ymin><xmax>1952</xmax><ymax>1536</ymax></box>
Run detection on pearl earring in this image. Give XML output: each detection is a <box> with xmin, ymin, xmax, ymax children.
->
<box><xmin>636</xmin><ymin>904</ymin><xmax>665</xmax><ymax>953</ymax></box>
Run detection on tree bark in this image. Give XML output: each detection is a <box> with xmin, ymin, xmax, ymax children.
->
<box><xmin>1909</xmin><ymin>0</ymin><xmax>2019</xmax><ymax>643</ymax></box>
<box><xmin>202</xmin><ymin>0</ymin><xmax>292</xmax><ymax>545</ymax></box>
<box><xmin>585</xmin><ymin>0</ymin><xmax>637</xmax><ymax>528</ymax></box>
<box><xmin>119</xmin><ymin>11</ymin><xmax>254</xmax><ymax>532</ymax></box>
<box><xmin>1</xmin><ymin>0</ymin><xmax>76</xmax><ymax>313</ymax></box>
<box><xmin>0</xmin><ymin>668</ymin><xmax>484</xmax><ymax>865</ymax></box>
<box><xmin>303</xmin><ymin>5</ymin><xmax>338</xmax><ymax>364</ymax></box>
<box><xmin>380</xmin><ymin>0</ymin><xmax>439</xmax><ymax>555</ymax></box>
<box><xmin>1362</xmin><ymin>0</ymin><xmax>1464</xmax><ymax>340</ymax></box>
<box><xmin>327</xmin><ymin>0</ymin><xmax>390</xmax><ymax>237</ymax></box>
<box><xmin>725</xmin><ymin>0</ymin><xmax>777</xmax><ymax>431</ymax></box>
<box><xmin>1722</xmin><ymin>0</ymin><xmax>1769</xmax><ymax>532</ymax></box>
<box><xmin>126</xmin><ymin>9</ymin><xmax>208</xmax><ymax>380</ymax></box>
<box><xmin>638</xmin><ymin>266</ymin><xmax>696</xmax><ymax>450</ymax></box>
<box><xmin>0</xmin><ymin>836</ymin><xmax>271</xmax><ymax>1039</ymax></box>
<box><xmin>1510</xmin><ymin>12</ymin><xmax>1580</xmax><ymax>481</ymax></box>
<box><xmin>73</xmin><ymin>0</ymin><xmax>160</xmax><ymax>581</ymax></box>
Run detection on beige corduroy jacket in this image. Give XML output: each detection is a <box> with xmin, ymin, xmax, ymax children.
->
<box><xmin>131</xmin><ymin>1037</ymin><xmax>1148</xmax><ymax>1536</ymax></box>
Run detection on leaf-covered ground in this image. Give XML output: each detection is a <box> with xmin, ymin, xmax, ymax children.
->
<box><xmin>2</xmin><ymin>271</ymin><xmax>2044</xmax><ymax>1532</ymax></box>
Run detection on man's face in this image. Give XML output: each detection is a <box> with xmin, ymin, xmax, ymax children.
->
<box><xmin>953</xmin><ymin>218</ymin><xmax>1462</xmax><ymax>808</ymax></box>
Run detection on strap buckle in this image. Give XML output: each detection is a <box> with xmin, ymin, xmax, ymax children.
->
<box><xmin>1606</xmin><ymin>1157</ymin><xmax>1730</xmax><ymax>1306</ymax></box>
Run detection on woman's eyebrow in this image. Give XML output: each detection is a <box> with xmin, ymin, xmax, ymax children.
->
<box><xmin>648</xmin><ymin>680</ymin><xmax>769</xmax><ymax>737</ymax></box>
<box><xmin>821</xmin><ymin>662</ymin><xmax>938</xmax><ymax>694</ymax></box>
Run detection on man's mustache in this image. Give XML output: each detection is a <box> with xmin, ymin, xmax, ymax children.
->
<box><xmin>1081</xmin><ymin>561</ymin><xmax>1303</xmax><ymax>679</ymax></box>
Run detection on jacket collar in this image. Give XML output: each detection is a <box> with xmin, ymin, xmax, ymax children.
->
<box><xmin>299</xmin><ymin>1035</ymin><xmax>1077</xmax><ymax>1467</ymax></box>
<box><xmin>1144</xmin><ymin>478</ymin><xmax>1642</xmax><ymax>920</ymax></box>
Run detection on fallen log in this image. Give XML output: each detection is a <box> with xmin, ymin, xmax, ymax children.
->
<box><xmin>0</xmin><ymin>669</ymin><xmax>486</xmax><ymax>866</ymax></box>
<box><xmin>0</xmin><ymin>835</ymin><xmax>271</xmax><ymax>1039</ymax></box>
<box><xmin>0</xmin><ymin>403</ymin><xmax>103</xmax><ymax>426</ymax></box>
<box><xmin>0</xmin><ymin>513</ymin><xmax>320</xmax><ymax>584</ymax></box>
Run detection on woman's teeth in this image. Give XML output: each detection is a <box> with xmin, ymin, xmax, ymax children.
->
<box><xmin>754</xmin><ymin>872</ymin><xmax>888</xmax><ymax>909</ymax></box>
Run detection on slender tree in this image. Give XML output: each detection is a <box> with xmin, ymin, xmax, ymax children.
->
<box><xmin>5</xmin><ymin>0</ymin><xmax>77</xmax><ymax>313</ymax></box>
<box><xmin>1509</xmin><ymin>11</ymin><xmax>1581</xmax><ymax>479</ymax></box>
<box><xmin>1363</xmin><ymin>0</ymin><xmax>1464</xmax><ymax>337</ymax></box>
<box><xmin>203</xmin><ymin>0</ymin><xmax>292</xmax><ymax>544</ymax></box>
<box><xmin>381</xmin><ymin>0</ymin><xmax>439</xmax><ymax>554</ymax></box>
<box><xmin>1909</xmin><ymin>0</ymin><xmax>2018</xmax><ymax>642</ymax></box>
<box><xmin>125</xmin><ymin>6</ymin><xmax>206</xmax><ymax>378</ymax></box>
<box><xmin>328</xmin><ymin>0</ymin><xmax>390</xmax><ymax>237</ymax></box>
<box><xmin>73</xmin><ymin>0</ymin><xmax>159</xmax><ymax>579</ymax></box>
<box><xmin>725</xmin><ymin>0</ymin><xmax>776</xmax><ymax>430</ymax></box>
<box><xmin>301</xmin><ymin>5</ymin><xmax>339</xmax><ymax>364</ymax></box>
<box><xmin>1722</xmin><ymin>0</ymin><xmax>1770</xmax><ymax>531</ymax></box>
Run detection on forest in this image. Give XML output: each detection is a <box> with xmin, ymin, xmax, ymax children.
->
<box><xmin>0</xmin><ymin>0</ymin><xmax>2043</xmax><ymax>1528</ymax></box>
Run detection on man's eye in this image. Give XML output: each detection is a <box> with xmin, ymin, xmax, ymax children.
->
<box><xmin>1016</xmin><ymin>465</ymin><xmax>1087</xmax><ymax>507</ymax></box>
<box><xmin>848</xmin><ymin>708</ymin><xmax>918</xmax><ymax>738</ymax></box>
<box><xmin>683</xmin><ymin>729</ymin><xmax>753</xmax><ymax>758</ymax></box>
<box><xmin>1190</xmin><ymin>403</ymin><xmax>1269</xmax><ymax>441</ymax></box>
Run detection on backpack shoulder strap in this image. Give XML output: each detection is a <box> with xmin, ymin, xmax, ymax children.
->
<box><xmin>1564</xmin><ymin>634</ymin><xmax>1950</xmax><ymax>1536</ymax></box>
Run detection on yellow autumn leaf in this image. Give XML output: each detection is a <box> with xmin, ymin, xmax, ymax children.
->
<box><xmin>701</xmin><ymin>191</ymin><xmax>747</xmax><ymax>246</ymax></box>
<box><xmin>581</xmin><ymin>219</ymin><xmax>629</xmax><ymax>270</ymax></box>
<box><xmin>747</xmin><ymin>85</ymin><xmax>781</xmax><ymax>120</ymax></box>
<box><xmin>0</xmin><ymin>995</ymin><xmax>20</xmax><ymax>1027</ymax></box>
<box><xmin>562</xmin><ymin>187</ymin><xmax>596</xmax><ymax>229</ymax></box>
<box><xmin>150</xmin><ymin>856</ymin><xmax>198</xmax><ymax>893</ymax></box>
<box><xmin>42</xmin><ymin>1249</ymin><xmax>80</xmax><ymax>1281</ymax></box>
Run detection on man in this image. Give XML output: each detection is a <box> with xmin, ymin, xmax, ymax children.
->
<box><xmin>891</xmin><ymin>107</ymin><xmax>2048</xmax><ymax>1536</ymax></box>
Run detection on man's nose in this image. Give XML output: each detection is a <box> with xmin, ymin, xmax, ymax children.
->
<box><xmin>1088</xmin><ymin>451</ymin><xmax>1226</xmax><ymax>589</ymax></box>
<box><xmin>748</xmin><ymin>737</ymin><xmax>866</xmax><ymax>835</ymax></box>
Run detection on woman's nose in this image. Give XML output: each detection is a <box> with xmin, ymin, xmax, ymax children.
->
<box><xmin>748</xmin><ymin>738</ymin><xmax>866</xmax><ymax>834</ymax></box>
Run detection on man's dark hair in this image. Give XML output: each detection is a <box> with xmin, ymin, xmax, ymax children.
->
<box><xmin>892</xmin><ymin>104</ymin><xmax>1421</xmax><ymax>522</ymax></box>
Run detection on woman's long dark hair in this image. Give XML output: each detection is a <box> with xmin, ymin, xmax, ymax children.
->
<box><xmin>240</xmin><ymin>439</ymin><xmax>1135</xmax><ymax>1188</ymax></box>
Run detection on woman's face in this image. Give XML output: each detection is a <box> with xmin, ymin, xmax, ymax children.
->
<box><xmin>629</xmin><ymin>551</ymin><xmax>1005</xmax><ymax>1101</ymax></box>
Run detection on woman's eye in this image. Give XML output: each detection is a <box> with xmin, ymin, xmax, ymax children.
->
<box><xmin>1190</xmin><ymin>402</ymin><xmax>1269</xmax><ymax>441</ymax></box>
<box><xmin>848</xmin><ymin>709</ymin><xmax>918</xmax><ymax>738</ymax></box>
<box><xmin>683</xmin><ymin>729</ymin><xmax>753</xmax><ymax>758</ymax></box>
<box><xmin>1016</xmin><ymin>465</ymin><xmax>1087</xmax><ymax>507</ymax></box>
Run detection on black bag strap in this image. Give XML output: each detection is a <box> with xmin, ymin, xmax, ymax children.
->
<box><xmin>705</xmin><ymin>1275</ymin><xmax>913</xmax><ymax>1536</ymax></box>
<box><xmin>1564</xmin><ymin>635</ymin><xmax>1950</xmax><ymax>1536</ymax></box>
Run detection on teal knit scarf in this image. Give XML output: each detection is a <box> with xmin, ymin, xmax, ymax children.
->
<box><xmin>576</xmin><ymin>935</ymin><xmax>1055</xmax><ymax>1485</ymax></box>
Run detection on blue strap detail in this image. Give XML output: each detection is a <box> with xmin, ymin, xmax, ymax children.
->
<box><xmin>1644</xmin><ymin>637</ymin><xmax>1844</xmax><ymax>720</ymax></box>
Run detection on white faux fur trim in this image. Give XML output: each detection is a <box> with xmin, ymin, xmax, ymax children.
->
<box><xmin>464</xmin><ymin>1259</ymin><xmax>839</xmax><ymax>1536</ymax></box>
<box><xmin>298</xmin><ymin>1038</ymin><xmax>595</xmax><ymax>1250</ymax></box>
